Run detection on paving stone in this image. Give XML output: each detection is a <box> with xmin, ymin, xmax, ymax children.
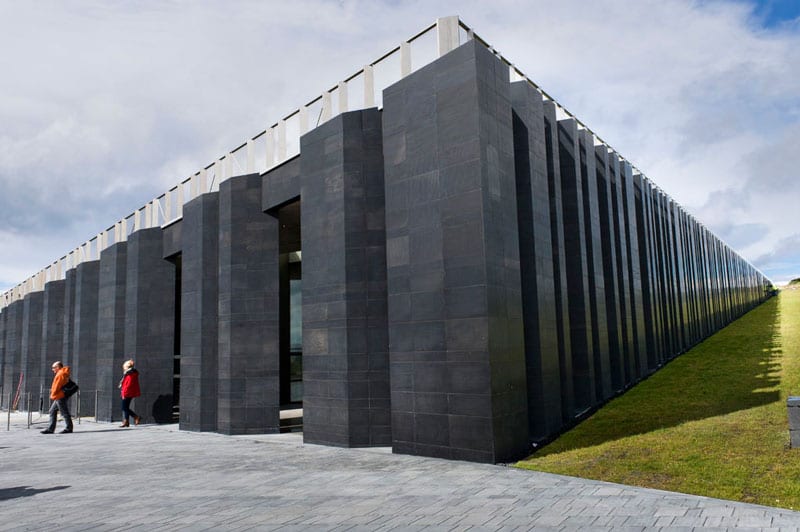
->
<box><xmin>1</xmin><ymin>412</ymin><xmax>800</xmax><ymax>530</ymax></box>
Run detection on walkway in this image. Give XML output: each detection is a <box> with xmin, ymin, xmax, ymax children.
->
<box><xmin>2</xmin><ymin>412</ymin><xmax>799</xmax><ymax>531</ymax></box>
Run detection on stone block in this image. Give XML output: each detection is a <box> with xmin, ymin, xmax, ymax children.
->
<box><xmin>788</xmin><ymin>397</ymin><xmax>800</xmax><ymax>435</ymax></box>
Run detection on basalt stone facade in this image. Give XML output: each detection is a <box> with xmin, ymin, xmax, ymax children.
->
<box><xmin>0</xmin><ymin>38</ymin><xmax>770</xmax><ymax>463</ymax></box>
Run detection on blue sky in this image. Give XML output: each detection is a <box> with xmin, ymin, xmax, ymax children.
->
<box><xmin>0</xmin><ymin>0</ymin><xmax>798</xmax><ymax>293</ymax></box>
<box><xmin>752</xmin><ymin>0</ymin><xmax>800</xmax><ymax>27</ymax></box>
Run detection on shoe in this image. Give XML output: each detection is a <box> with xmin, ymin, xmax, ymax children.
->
<box><xmin>40</xmin><ymin>429</ymin><xmax>54</xmax><ymax>434</ymax></box>
<box><xmin>120</xmin><ymin>420</ymin><xmax>130</xmax><ymax>428</ymax></box>
<box><xmin>59</xmin><ymin>429</ymin><xmax>73</xmax><ymax>434</ymax></box>
<box><xmin>134</xmin><ymin>416</ymin><xmax>141</xmax><ymax>426</ymax></box>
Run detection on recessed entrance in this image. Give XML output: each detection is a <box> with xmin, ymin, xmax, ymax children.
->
<box><xmin>166</xmin><ymin>252</ymin><xmax>182</xmax><ymax>423</ymax></box>
<box><xmin>276</xmin><ymin>200</ymin><xmax>302</xmax><ymax>432</ymax></box>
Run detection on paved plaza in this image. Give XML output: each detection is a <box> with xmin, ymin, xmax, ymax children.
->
<box><xmin>2</xmin><ymin>411</ymin><xmax>800</xmax><ymax>531</ymax></box>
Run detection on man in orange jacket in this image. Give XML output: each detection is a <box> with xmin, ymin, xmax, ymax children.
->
<box><xmin>41</xmin><ymin>361</ymin><xmax>73</xmax><ymax>434</ymax></box>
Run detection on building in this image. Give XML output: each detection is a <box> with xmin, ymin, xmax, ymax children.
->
<box><xmin>0</xmin><ymin>17</ymin><xmax>771</xmax><ymax>463</ymax></box>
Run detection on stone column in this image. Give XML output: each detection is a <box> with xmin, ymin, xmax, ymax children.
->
<box><xmin>382</xmin><ymin>40</ymin><xmax>528</xmax><ymax>463</ymax></box>
<box><xmin>557</xmin><ymin>118</ymin><xmax>595</xmax><ymax>413</ymax></box>
<box><xmin>62</xmin><ymin>268</ymin><xmax>76</xmax><ymax>368</ymax></box>
<box><xmin>73</xmin><ymin>260</ymin><xmax>100</xmax><ymax>417</ymax></box>
<box><xmin>594</xmin><ymin>147</ymin><xmax>625</xmax><ymax>392</ymax></box>
<box><xmin>180</xmin><ymin>192</ymin><xmax>219</xmax><ymax>432</ymax></box>
<box><xmin>543</xmin><ymin>101</ymin><xmax>574</xmax><ymax>422</ymax></box>
<box><xmin>634</xmin><ymin>174</ymin><xmax>661</xmax><ymax>370</ymax></box>
<box><xmin>620</xmin><ymin>163</ymin><xmax>647</xmax><ymax>376</ymax></box>
<box><xmin>2</xmin><ymin>301</ymin><xmax>23</xmax><ymax>409</ymax></box>
<box><xmin>579</xmin><ymin>129</ymin><xmax>611</xmax><ymax>402</ymax></box>
<box><xmin>608</xmin><ymin>153</ymin><xmax>636</xmax><ymax>384</ymax></box>
<box><xmin>20</xmin><ymin>292</ymin><xmax>44</xmax><ymax>408</ymax></box>
<box><xmin>125</xmin><ymin>227</ymin><xmax>176</xmax><ymax>423</ymax></box>
<box><xmin>41</xmin><ymin>280</ymin><xmax>66</xmax><ymax>409</ymax></box>
<box><xmin>217</xmin><ymin>174</ymin><xmax>280</xmax><ymax>435</ymax></box>
<box><xmin>96</xmin><ymin>242</ymin><xmax>127</xmax><ymax>421</ymax></box>
<box><xmin>510</xmin><ymin>81</ymin><xmax>562</xmax><ymax>442</ymax></box>
<box><xmin>0</xmin><ymin>309</ymin><xmax>6</xmax><ymax>404</ymax></box>
<box><xmin>300</xmin><ymin>108</ymin><xmax>391</xmax><ymax>447</ymax></box>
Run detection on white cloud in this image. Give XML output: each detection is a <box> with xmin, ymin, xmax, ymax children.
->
<box><xmin>0</xmin><ymin>0</ymin><xmax>798</xmax><ymax>293</ymax></box>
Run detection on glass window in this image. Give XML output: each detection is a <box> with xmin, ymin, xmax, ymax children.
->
<box><xmin>290</xmin><ymin>279</ymin><xmax>302</xmax><ymax>352</ymax></box>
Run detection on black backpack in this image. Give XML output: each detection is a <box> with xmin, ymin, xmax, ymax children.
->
<box><xmin>62</xmin><ymin>379</ymin><xmax>79</xmax><ymax>398</ymax></box>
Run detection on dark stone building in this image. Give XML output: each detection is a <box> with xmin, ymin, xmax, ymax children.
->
<box><xmin>0</xmin><ymin>26</ymin><xmax>771</xmax><ymax>464</ymax></box>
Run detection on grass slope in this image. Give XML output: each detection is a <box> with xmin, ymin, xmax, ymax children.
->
<box><xmin>517</xmin><ymin>289</ymin><xmax>800</xmax><ymax>510</ymax></box>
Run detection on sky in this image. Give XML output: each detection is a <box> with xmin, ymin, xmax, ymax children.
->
<box><xmin>0</xmin><ymin>0</ymin><xmax>798</xmax><ymax>293</ymax></box>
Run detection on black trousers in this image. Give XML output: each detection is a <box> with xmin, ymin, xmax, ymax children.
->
<box><xmin>121</xmin><ymin>397</ymin><xmax>138</xmax><ymax>422</ymax></box>
<box><xmin>48</xmin><ymin>398</ymin><xmax>73</xmax><ymax>431</ymax></box>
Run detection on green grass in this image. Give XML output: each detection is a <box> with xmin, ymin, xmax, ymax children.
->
<box><xmin>516</xmin><ymin>289</ymin><xmax>800</xmax><ymax>510</ymax></box>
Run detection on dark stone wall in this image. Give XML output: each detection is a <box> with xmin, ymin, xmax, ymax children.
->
<box><xmin>20</xmin><ymin>292</ymin><xmax>44</xmax><ymax>405</ymax></box>
<box><xmin>382</xmin><ymin>40</ymin><xmax>528</xmax><ymax>463</ymax></box>
<box><xmin>262</xmin><ymin>156</ymin><xmax>301</xmax><ymax>211</ymax></box>
<box><xmin>300</xmin><ymin>108</ymin><xmax>390</xmax><ymax>447</ymax></box>
<box><xmin>2</xmin><ymin>301</ymin><xmax>23</xmax><ymax>408</ymax></box>
<box><xmin>510</xmin><ymin>81</ymin><xmax>562</xmax><ymax>442</ymax></box>
<box><xmin>180</xmin><ymin>192</ymin><xmax>219</xmax><ymax>432</ymax></box>
<box><xmin>73</xmin><ymin>260</ymin><xmax>100</xmax><ymax>416</ymax></box>
<box><xmin>125</xmin><ymin>228</ymin><xmax>176</xmax><ymax>424</ymax></box>
<box><xmin>162</xmin><ymin>219</ymin><xmax>182</xmax><ymax>259</ymax></box>
<box><xmin>217</xmin><ymin>173</ymin><xmax>280</xmax><ymax>434</ymax></box>
<box><xmin>41</xmin><ymin>281</ymin><xmax>66</xmax><ymax>406</ymax></box>
<box><xmin>96</xmin><ymin>242</ymin><xmax>128</xmax><ymax>422</ymax></box>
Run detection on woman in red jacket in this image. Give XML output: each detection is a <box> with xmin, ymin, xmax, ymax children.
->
<box><xmin>118</xmin><ymin>359</ymin><xmax>142</xmax><ymax>427</ymax></box>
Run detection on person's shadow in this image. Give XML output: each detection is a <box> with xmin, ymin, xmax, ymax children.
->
<box><xmin>0</xmin><ymin>486</ymin><xmax>69</xmax><ymax>501</ymax></box>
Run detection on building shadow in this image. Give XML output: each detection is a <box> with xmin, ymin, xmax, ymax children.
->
<box><xmin>0</xmin><ymin>485</ymin><xmax>69</xmax><ymax>501</ymax></box>
<box><xmin>532</xmin><ymin>296</ymin><xmax>783</xmax><ymax>456</ymax></box>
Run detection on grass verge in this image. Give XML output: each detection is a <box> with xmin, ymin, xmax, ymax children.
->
<box><xmin>516</xmin><ymin>289</ymin><xmax>800</xmax><ymax>510</ymax></box>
